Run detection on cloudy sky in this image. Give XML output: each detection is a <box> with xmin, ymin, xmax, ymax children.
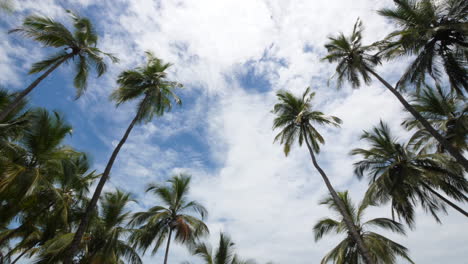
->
<box><xmin>2</xmin><ymin>0</ymin><xmax>467</xmax><ymax>263</ymax></box>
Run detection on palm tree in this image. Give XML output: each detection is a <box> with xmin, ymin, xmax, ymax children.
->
<box><xmin>377</xmin><ymin>0</ymin><xmax>468</xmax><ymax>96</ymax></box>
<box><xmin>187</xmin><ymin>232</ymin><xmax>255</xmax><ymax>264</ymax></box>
<box><xmin>322</xmin><ymin>18</ymin><xmax>468</xmax><ymax>171</ymax></box>
<box><xmin>0</xmin><ymin>10</ymin><xmax>118</xmax><ymax>122</ymax></box>
<box><xmin>130</xmin><ymin>174</ymin><xmax>209</xmax><ymax>264</ymax></box>
<box><xmin>271</xmin><ymin>87</ymin><xmax>375</xmax><ymax>264</ymax></box>
<box><xmin>79</xmin><ymin>190</ymin><xmax>142</xmax><ymax>264</ymax></box>
<box><xmin>351</xmin><ymin>121</ymin><xmax>468</xmax><ymax>226</ymax></box>
<box><xmin>65</xmin><ymin>52</ymin><xmax>183</xmax><ymax>263</ymax></box>
<box><xmin>314</xmin><ymin>191</ymin><xmax>414</xmax><ymax>264</ymax></box>
<box><xmin>402</xmin><ymin>85</ymin><xmax>467</xmax><ymax>154</ymax></box>
<box><xmin>1</xmin><ymin>152</ymin><xmax>97</xmax><ymax>264</ymax></box>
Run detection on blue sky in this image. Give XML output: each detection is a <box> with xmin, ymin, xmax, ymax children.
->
<box><xmin>1</xmin><ymin>0</ymin><xmax>467</xmax><ymax>263</ymax></box>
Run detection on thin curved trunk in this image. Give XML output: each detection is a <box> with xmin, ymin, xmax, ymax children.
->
<box><xmin>302</xmin><ymin>133</ymin><xmax>375</xmax><ymax>264</ymax></box>
<box><xmin>0</xmin><ymin>54</ymin><xmax>72</xmax><ymax>122</ymax></box>
<box><xmin>421</xmin><ymin>182</ymin><xmax>468</xmax><ymax>218</ymax></box>
<box><xmin>163</xmin><ymin>228</ymin><xmax>173</xmax><ymax>264</ymax></box>
<box><xmin>366</xmin><ymin>67</ymin><xmax>468</xmax><ymax>172</ymax></box>
<box><xmin>64</xmin><ymin>101</ymin><xmax>144</xmax><ymax>263</ymax></box>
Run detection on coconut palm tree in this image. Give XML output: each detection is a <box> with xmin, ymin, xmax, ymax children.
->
<box><xmin>271</xmin><ymin>87</ymin><xmax>375</xmax><ymax>264</ymax></box>
<box><xmin>377</xmin><ymin>0</ymin><xmax>468</xmax><ymax>96</ymax></box>
<box><xmin>1</xmin><ymin>152</ymin><xmax>97</xmax><ymax>264</ymax></box>
<box><xmin>351</xmin><ymin>121</ymin><xmax>468</xmax><ymax>226</ymax></box>
<box><xmin>130</xmin><ymin>174</ymin><xmax>209</xmax><ymax>264</ymax></box>
<box><xmin>187</xmin><ymin>232</ymin><xmax>255</xmax><ymax>264</ymax></box>
<box><xmin>402</xmin><ymin>85</ymin><xmax>467</xmax><ymax>154</ymax></box>
<box><xmin>314</xmin><ymin>191</ymin><xmax>414</xmax><ymax>264</ymax></box>
<box><xmin>0</xmin><ymin>10</ymin><xmax>118</xmax><ymax>122</ymax></box>
<box><xmin>322</xmin><ymin>18</ymin><xmax>468</xmax><ymax>171</ymax></box>
<box><xmin>78</xmin><ymin>190</ymin><xmax>142</xmax><ymax>264</ymax></box>
<box><xmin>65</xmin><ymin>51</ymin><xmax>183</xmax><ymax>262</ymax></box>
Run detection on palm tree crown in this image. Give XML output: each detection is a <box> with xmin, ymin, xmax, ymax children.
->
<box><xmin>188</xmin><ymin>232</ymin><xmax>255</xmax><ymax>264</ymax></box>
<box><xmin>402</xmin><ymin>85</ymin><xmax>467</xmax><ymax>153</ymax></box>
<box><xmin>111</xmin><ymin>51</ymin><xmax>183</xmax><ymax>123</ymax></box>
<box><xmin>378</xmin><ymin>0</ymin><xmax>468</xmax><ymax>95</ymax></box>
<box><xmin>351</xmin><ymin>121</ymin><xmax>468</xmax><ymax>225</ymax></box>
<box><xmin>130</xmin><ymin>174</ymin><xmax>208</xmax><ymax>263</ymax></box>
<box><xmin>10</xmin><ymin>10</ymin><xmax>118</xmax><ymax>97</ymax></box>
<box><xmin>314</xmin><ymin>191</ymin><xmax>414</xmax><ymax>264</ymax></box>
<box><xmin>322</xmin><ymin>18</ymin><xmax>381</xmax><ymax>88</ymax></box>
<box><xmin>272</xmin><ymin>87</ymin><xmax>342</xmax><ymax>155</ymax></box>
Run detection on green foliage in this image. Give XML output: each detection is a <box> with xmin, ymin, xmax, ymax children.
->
<box><xmin>130</xmin><ymin>174</ymin><xmax>209</xmax><ymax>255</ymax></box>
<box><xmin>187</xmin><ymin>232</ymin><xmax>256</xmax><ymax>264</ymax></box>
<box><xmin>111</xmin><ymin>51</ymin><xmax>183</xmax><ymax>124</ymax></box>
<box><xmin>322</xmin><ymin>18</ymin><xmax>381</xmax><ymax>88</ymax></box>
<box><xmin>272</xmin><ymin>87</ymin><xmax>342</xmax><ymax>156</ymax></box>
<box><xmin>402</xmin><ymin>85</ymin><xmax>467</xmax><ymax>153</ymax></box>
<box><xmin>314</xmin><ymin>191</ymin><xmax>414</xmax><ymax>264</ymax></box>
<box><xmin>351</xmin><ymin>121</ymin><xmax>468</xmax><ymax>226</ymax></box>
<box><xmin>9</xmin><ymin>10</ymin><xmax>119</xmax><ymax>98</ymax></box>
<box><xmin>378</xmin><ymin>0</ymin><xmax>468</xmax><ymax>95</ymax></box>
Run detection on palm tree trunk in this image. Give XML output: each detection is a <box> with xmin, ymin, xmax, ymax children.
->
<box><xmin>163</xmin><ymin>228</ymin><xmax>173</xmax><ymax>264</ymax></box>
<box><xmin>302</xmin><ymin>133</ymin><xmax>375</xmax><ymax>264</ymax></box>
<box><xmin>365</xmin><ymin>67</ymin><xmax>468</xmax><ymax>172</ymax></box>
<box><xmin>421</xmin><ymin>182</ymin><xmax>468</xmax><ymax>218</ymax></box>
<box><xmin>0</xmin><ymin>54</ymin><xmax>71</xmax><ymax>122</ymax></box>
<box><xmin>64</xmin><ymin>104</ymin><xmax>144</xmax><ymax>264</ymax></box>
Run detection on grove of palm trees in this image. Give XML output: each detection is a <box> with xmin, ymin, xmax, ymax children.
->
<box><xmin>0</xmin><ymin>0</ymin><xmax>466</xmax><ymax>263</ymax></box>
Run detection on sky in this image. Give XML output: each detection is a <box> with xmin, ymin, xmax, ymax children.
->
<box><xmin>1</xmin><ymin>0</ymin><xmax>467</xmax><ymax>263</ymax></box>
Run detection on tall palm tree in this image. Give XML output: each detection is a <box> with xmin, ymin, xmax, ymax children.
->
<box><xmin>313</xmin><ymin>191</ymin><xmax>414</xmax><ymax>264</ymax></box>
<box><xmin>271</xmin><ymin>87</ymin><xmax>375</xmax><ymax>264</ymax></box>
<box><xmin>187</xmin><ymin>232</ymin><xmax>255</xmax><ymax>264</ymax></box>
<box><xmin>402</xmin><ymin>85</ymin><xmax>467</xmax><ymax>154</ymax></box>
<box><xmin>65</xmin><ymin>52</ymin><xmax>183</xmax><ymax>263</ymax></box>
<box><xmin>323</xmin><ymin>18</ymin><xmax>468</xmax><ymax>171</ymax></box>
<box><xmin>377</xmin><ymin>0</ymin><xmax>468</xmax><ymax>96</ymax></box>
<box><xmin>130</xmin><ymin>174</ymin><xmax>209</xmax><ymax>264</ymax></box>
<box><xmin>351</xmin><ymin>121</ymin><xmax>468</xmax><ymax>226</ymax></box>
<box><xmin>79</xmin><ymin>190</ymin><xmax>142</xmax><ymax>264</ymax></box>
<box><xmin>0</xmin><ymin>10</ymin><xmax>118</xmax><ymax>122</ymax></box>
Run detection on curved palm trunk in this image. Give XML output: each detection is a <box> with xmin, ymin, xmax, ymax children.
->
<box><xmin>0</xmin><ymin>54</ymin><xmax>71</xmax><ymax>122</ymax></box>
<box><xmin>163</xmin><ymin>228</ymin><xmax>173</xmax><ymax>264</ymax></box>
<box><xmin>366</xmin><ymin>67</ymin><xmax>468</xmax><ymax>172</ymax></box>
<box><xmin>303</xmin><ymin>134</ymin><xmax>375</xmax><ymax>264</ymax></box>
<box><xmin>421</xmin><ymin>182</ymin><xmax>468</xmax><ymax>218</ymax></box>
<box><xmin>64</xmin><ymin>106</ymin><xmax>143</xmax><ymax>264</ymax></box>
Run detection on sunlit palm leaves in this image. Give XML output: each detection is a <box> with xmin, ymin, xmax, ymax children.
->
<box><xmin>130</xmin><ymin>174</ymin><xmax>208</xmax><ymax>263</ymax></box>
<box><xmin>9</xmin><ymin>11</ymin><xmax>118</xmax><ymax>97</ymax></box>
<box><xmin>314</xmin><ymin>191</ymin><xmax>414</xmax><ymax>264</ymax></box>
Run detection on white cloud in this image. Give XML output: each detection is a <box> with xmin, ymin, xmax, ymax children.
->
<box><xmin>5</xmin><ymin>0</ymin><xmax>467</xmax><ymax>263</ymax></box>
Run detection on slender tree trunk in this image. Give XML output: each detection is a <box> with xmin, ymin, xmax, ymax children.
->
<box><xmin>366</xmin><ymin>67</ymin><xmax>468</xmax><ymax>172</ymax></box>
<box><xmin>64</xmin><ymin>106</ymin><xmax>143</xmax><ymax>263</ymax></box>
<box><xmin>163</xmin><ymin>228</ymin><xmax>173</xmax><ymax>264</ymax></box>
<box><xmin>0</xmin><ymin>55</ymin><xmax>71</xmax><ymax>122</ymax></box>
<box><xmin>302</xmin><ymin>133</ymin><xmax>375</xmax><ymax>264</ymax></box>
<box><xmin>421</xmin><ymin>182</ymin><xmax>468</xmax><ymax>217</ymax></box>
